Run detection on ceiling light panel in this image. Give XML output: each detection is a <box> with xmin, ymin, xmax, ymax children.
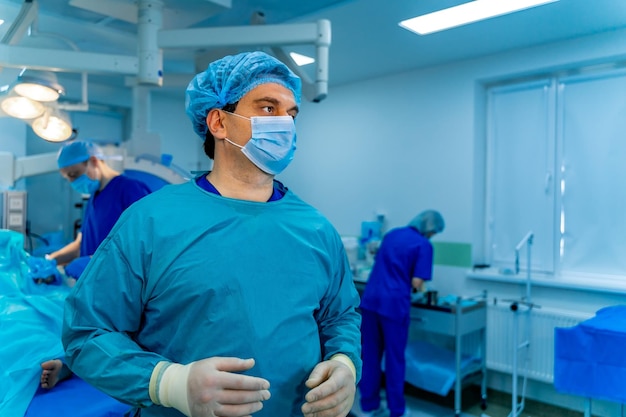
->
<box><xmin>399</xmin><ymin>0</ymin><xmax>559</xmax><ymax>35</ymax></box>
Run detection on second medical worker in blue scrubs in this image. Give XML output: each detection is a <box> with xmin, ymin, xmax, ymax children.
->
<box><xmin>46</xmin><ymin>140</ymin><xmax>152</xmax><ymax>281</ymax></box>
<box><xmin>359</xmin><ymin>210</ymin><xmax>445</xmax><ymax>417</ymax></box>
<box><xmin>62</xmin><ymin>51</ymin><xmax>362</xmax><ymax>417</ymax></box>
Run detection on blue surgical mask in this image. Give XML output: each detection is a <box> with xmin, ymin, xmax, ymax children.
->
<box><xmin>224</xmin><ymin>112</ymin><xmax>297</xmax><ymax>175</ymax></box>
<box><xmin>71</xmin><ymin>174</ymin><xmax>101</xmax><ymax>195</ymax></box>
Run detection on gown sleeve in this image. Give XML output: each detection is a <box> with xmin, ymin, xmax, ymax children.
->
<box><xmin>62</xmin><ymin>209</ymin><xmax>162</xmax><ymax>407</ymax></box>
<box><xmin>412</xmin><ymin>240</ymin><xmax>434</xmax><ymax>280</ymax></box>
<box><xmin>314</xmin><ymin>232</ymin><xmax>363</xmax><ymax>382</ymax></box>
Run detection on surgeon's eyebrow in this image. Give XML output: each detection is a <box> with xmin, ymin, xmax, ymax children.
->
<box><xmin>254</xmin><ymin>96</ymin><xmax>299</xmax><ymax>115</ymax></box>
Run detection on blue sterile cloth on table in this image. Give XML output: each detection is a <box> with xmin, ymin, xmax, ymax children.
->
<box><xmin>437</xmin><ymin>294</ymin><xmax>478</xmax><ymax>308</ymax></box>
<box><xmin>26</xmin><ymin>375</ymin><xmax>130</xmax><ymax>417</ymax></box>
<box><xmin>0</xmin><ymin>264</ymin><xmax>70</xmax><ymax>415</ymax></box>
<box><xmin>0</xmin><ymin>229</ymin><xmax>129</xmax><ymax>417</ymax></box>
<box><xmin>554</xmin><ymin>305</ymin><xmax>626</xmax><ymax>404</ymax></box>
<box><xmin>403</xmin><ymin>340</ymin><xmax>482</xmax><ymax>396</ymax></box>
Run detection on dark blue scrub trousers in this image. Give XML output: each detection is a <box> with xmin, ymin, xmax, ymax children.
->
<box><xmin>359</xmin><ymin>308</ymin><xmax>410</xmax><ymax>417</ymax></box>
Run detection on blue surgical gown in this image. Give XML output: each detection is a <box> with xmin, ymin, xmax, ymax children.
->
<box><xmin>62</xmin><ymin>177</ymin><xmax>362</xmax><ymax>417</ymax></box>
<box><xmin>360</xmin><ymin>226</ymin><xmax>433</xmax><ymax>320</ymax></box>
<box><xmin>79</xmin><ymin>175</ymin><xmax>151</xmax><ymax>256</ymax></box>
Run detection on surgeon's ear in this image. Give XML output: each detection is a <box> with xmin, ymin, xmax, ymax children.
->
<box><xmin>207</xmin><ymin>109</ymin><xmax>226</xmax><ymax>139</ymax></box>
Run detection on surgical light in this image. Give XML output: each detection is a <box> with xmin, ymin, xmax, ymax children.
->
<box><xmin>13</xmin><ymin>70</ymin><xmax>65</xmax><ymax>102</ymax></box>
<box><xmin>31</xmin><ymin>105</ymin><xmax>73</xmax><ymax>142</ymax></box>
<box><xmin>399</xmin><ymin>0</ymin><xmax>559</xmax><ymax>35</ymax></box>
<box><xmin>0</xmin><ymin>69</ymin><xmax>74</xmax><ymax>142</ymax></box>
<box><xmin>0</xmin><ymin>93</ymin><xmax>45</xmax><ymax>119</ymax></box>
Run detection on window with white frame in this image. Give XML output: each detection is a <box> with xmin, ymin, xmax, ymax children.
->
<box><xmin>485</xmin><ymin>67</ymin><xmax>626</xmax><ymax>280</ymax></box>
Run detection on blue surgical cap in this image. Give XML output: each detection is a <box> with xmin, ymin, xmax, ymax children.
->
<box><xmin>185</xmin><ymin>51</ymin><xmax>302</xmax><ymax>138</ymax></box>
<box><xmin>57</xmin><ymin>141</ymin><xmax>104</xmax><ymax>169</ymax></box>
<box><xmin>409</xmin><ymin>210</ymin><xmax>445</xmax><ymax>235</ymax></box>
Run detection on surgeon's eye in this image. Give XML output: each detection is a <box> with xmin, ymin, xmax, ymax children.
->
<box><xmin>67</xmin><ymin>171</ymin><xmax>83</xmax><ymax>180</ymax></box>
<box><xmin>261</xmin><ymin>106</ymin><xmax>274</xmax><ymax>114</ymax></box>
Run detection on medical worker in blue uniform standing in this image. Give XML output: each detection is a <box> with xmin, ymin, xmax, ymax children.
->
<box><xmin>359</xmin><ymin>210</ymin><xmax>445</xmax><ymax>417</ymax></box>
<box><xmin>46</xmin><ymin>140</ymin><xmax>151</xmax><ymax>281</ymax></box>
<box><xmin>62</xmin><ymin>51</ymin><xmax>362</xmax><ymax>417</ymax></box>
<box><xmin>41</xmin><ymin>140</ymin><xmax>151</xmax><ymax>390</ymax></box>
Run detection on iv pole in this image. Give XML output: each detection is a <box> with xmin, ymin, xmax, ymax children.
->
<box><xmin>507</xmin><ymin>231</ymin><xmax>538</xmax><ymax>417</ymax></box>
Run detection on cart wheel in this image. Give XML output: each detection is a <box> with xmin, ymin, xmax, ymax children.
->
<box><xmin>481</xmin><ymin>399</ymin><xmax>487</xmax><ymax>410</ymax></box>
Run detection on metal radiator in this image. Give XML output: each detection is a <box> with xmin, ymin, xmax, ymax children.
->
<box><xmin>480</xmin><ymin>303</ymin><xmax>591</xmax><ymax>383</ymax></box>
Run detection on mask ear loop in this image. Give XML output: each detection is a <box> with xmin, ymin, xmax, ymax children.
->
<box><xmin>221</xmin><ymin>110</ymin><xmax>250</xmax><ymax>150</ymax></box>
<box><xmin>224</xmin><ymin>137</ymin><xmax>244</xmax><ymax>149</ymax></box>
<box><xmin>222</xmin><ymin>110</ymin><xmax>250</xmax><ymax>121</ymax></box>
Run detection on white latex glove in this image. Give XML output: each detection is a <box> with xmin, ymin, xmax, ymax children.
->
<box><xmin>301</xmin><ymin>358</ymin><xmax>356</xmax><ymax>417</ymax></box>
<box><xmin>152</xmin><ymin>357</ymin><xmax>270</xmax><ymax>417</ymax></box>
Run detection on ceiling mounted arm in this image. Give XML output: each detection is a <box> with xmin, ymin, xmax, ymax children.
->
<box><xmin>0</xmin><ymin>151</ymin><xmax>58</xmax><ymax>188</ymax></box>
<box><xmin>0</xmin><ymin>0</ymin><xmax>331</xmax><ymax>102</ymax></box>
<box><xmin>0</xmin><ymin>44</ymin><xmax>139</xmax><ymax>74</ymax></box>
<box><xmin>0</xmin><ymin>0</ymin><xmax>137</xmax><ymax>76</ymax></box>
<box><xmin>1</xmin><ymin>0</ymin><xmax>38</xmax><ymax>46</ymax></box>
<box><xmin>158</xmin><ymin>19</ymin><xmax>332</xmax><ymax>102</ymax></box>
<box><xmin>137</xmin><ymin>0</ymin><xmax>163</xmax><ymax>86</ymax></box>
<box><xmin>266</xmin><ymin>19</ymin><xmax>330</xmax><ymax>102</ymax></box>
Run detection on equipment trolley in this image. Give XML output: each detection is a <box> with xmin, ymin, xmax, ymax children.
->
<box><xmin>407</xmin><ymin>293</ymin><xmax>488</xmax><ymax>416</ymax></box>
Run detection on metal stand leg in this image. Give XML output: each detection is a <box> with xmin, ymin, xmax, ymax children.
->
<box><xmin>506</xmin><ymin>232</ymin><xmax>536</xmax><ymax>417</ymax></box>
<box><xmin>511</xmin><ymin>309</ymin><xmax>519</xmax><ymax>417</ymax></box>
<box><xmin>584</xmin><ymin>398</ymin><xmax>591</xmax><ymax>417</ymax></box>
<box><xmin>454</xmin><ymin>304</ymin><xmax>462</xmax><ymax>417</ymax></box>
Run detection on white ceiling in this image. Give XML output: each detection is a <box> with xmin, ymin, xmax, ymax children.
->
<box><xmin>2</xmin><ymin>0</ymin><xmax>626</xmax><ymax>98</ymax></box>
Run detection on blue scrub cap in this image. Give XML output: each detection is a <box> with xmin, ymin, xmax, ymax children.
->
<box><xmin>409</xmin><ymin>210</ymin><xmax>445</xmax><ymax>235</ymax></box>
<box><xmin>57</xmin><ymin>141</ymin><xmax>104</xmax><ymax>169</ymax></box>
<box><xmin>185</xmin><ymin>51</ymin><xmax>302</xmax><ymax>138</ymax></box>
